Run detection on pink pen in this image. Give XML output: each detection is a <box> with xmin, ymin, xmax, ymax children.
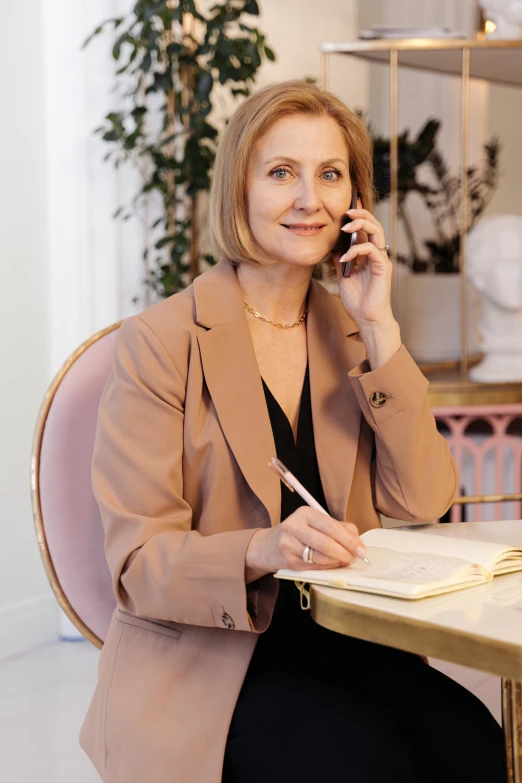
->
<box><xmin>268</xmin><ymin>457</ymin><xmax>370</xmax><ymax>564</ymax></box>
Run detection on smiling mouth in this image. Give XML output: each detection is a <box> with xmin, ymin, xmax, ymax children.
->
<box><xmin>281</xmin><ymin>224</ymin><xmax>326</xmax><ymax>231</ymax></box>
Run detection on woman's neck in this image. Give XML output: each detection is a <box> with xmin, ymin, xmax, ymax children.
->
<box><xmin>235</xmin><ymin>262</ymin><xmax>313</xmax><ymax>324</ymax></box>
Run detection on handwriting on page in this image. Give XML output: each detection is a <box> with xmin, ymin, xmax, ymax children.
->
<box><xmin>357</xmin><ymin>549</ymin><xmax>466</xmax><ymax>584</ymax></box>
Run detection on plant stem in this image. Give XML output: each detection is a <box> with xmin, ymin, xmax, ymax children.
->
<box><xmin>190</xmin><ymin>194</ymin><xmax>199</xmax><ymax>278</ymax></box>
<box><xmin>166</xmin><ymin>0</ymin><xmax>177</xmax><ymax>239</ymax></box>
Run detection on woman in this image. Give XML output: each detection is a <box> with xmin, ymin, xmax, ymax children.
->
<box><xmin>80</xmin><ymin>81</ymin><xmax>506</xmax><ymax>783</ymax></box>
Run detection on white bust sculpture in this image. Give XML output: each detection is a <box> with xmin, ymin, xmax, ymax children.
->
<box><xmin>480</xmin><ymin>0</ymin><xmax>522</xmax><ymax>38</ymax></box>
<box><xmin>466</xmin><ymin>215</ymin><xmax>522</xmax><ymax>382</ymax></box>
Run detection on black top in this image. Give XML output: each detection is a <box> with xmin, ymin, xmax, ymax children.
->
<box><xmin>246</xmin><ymin>362</ymin><xmax>331</xmax><ymax>673</ymax></box>
<box><xmin>262</xmin><ymin>362</ymin><xmax>329</xmax><ymax>521</ymax></box>
<box><xmin>226</xmin><ymin>365</ymin><xmax>507</xmax><ymax>783</ymax></box>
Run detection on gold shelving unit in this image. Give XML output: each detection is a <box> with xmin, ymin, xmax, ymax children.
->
<box><xmin>320</xmin><ymin>37</ymin><xmax>522</xmax><ymax>407</ymax></box>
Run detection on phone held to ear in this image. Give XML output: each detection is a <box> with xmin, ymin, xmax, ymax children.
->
<box><xmin>332</xmin><ymin>190</ymin><xmax>358</xmax><ymax>278</ymax></box>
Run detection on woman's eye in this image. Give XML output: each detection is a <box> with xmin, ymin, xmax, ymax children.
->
<box><xmin>269</xmin><ymin>166</ymin><xmax>342</xmax><ymax>181</ymax></box>
<box><xmin>322</xmin><ymin>168</ymin><xmax>342</xmax><ymax>182</ymax></box>
<box><xmin>270</xmin><ymin>166</ymin><xmax>291</xmax><ymax>180</ymax></box>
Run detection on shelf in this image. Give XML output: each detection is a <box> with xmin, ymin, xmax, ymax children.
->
<box><xmin>427</xmin><ymin>380</ymin><xmax>522</xmax><ymax>407</ymax></box>
<box><xmin>320</xmin><ymin>39</ymin><xmax>522</xmax><ymax>88</ymax></box>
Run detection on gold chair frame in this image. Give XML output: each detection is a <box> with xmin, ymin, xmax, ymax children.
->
<box><xmin>30</xmin><ymin>321</ymin><xmax>122</xmax><ymax>650</ymax></box>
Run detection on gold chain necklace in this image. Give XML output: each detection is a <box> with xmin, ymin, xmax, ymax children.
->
<box><xmin>242</xmin><ymin>300</ymin><xmax>307</xmax><ymax>329</ymax></box>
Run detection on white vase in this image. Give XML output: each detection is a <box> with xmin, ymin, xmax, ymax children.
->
<box><xmin>401</xmin><ymin>273</ymin><xmax>481</xmax><ymax>363</ymax></box>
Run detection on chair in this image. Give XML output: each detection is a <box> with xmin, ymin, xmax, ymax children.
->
<box><xmin>32</xmin><ymin>327</ymin><xmax>522</xmax><ymax>651</ymax></box>
<box><xmin>31</xmin><ymin>322</ymin><xmax>122</xmax><ymax>649</ymax></box>
<box><xmin>433</xmin><ymin>405</ymin><xmax>522</xmax><ymax>523</ymax></box>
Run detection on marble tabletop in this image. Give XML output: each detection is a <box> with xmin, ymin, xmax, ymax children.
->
<box><xmin>311</xmin><ymin>520</ymin><xmax>522</xmax><ymax>679</ymax></box>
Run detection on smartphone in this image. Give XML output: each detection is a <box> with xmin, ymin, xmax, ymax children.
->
<box><xmin>332</xmin><ymin>189</ymin><xmax>358</xmax><ymax>278</ymax></box>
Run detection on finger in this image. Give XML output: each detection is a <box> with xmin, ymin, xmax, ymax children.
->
<box><xmin>346</xmin><ymin>208</ymin><xmax>382</xmax><ymax>227</ymax></box>
<box><xmin>342</xmin><ymin>218</ymin><xmax>384</xmax><ymax>246</ymax></box>
<box><xmin>286</xmin><ymin>513</ymin><xmax>358</xmax><ymax>563</ymax></box>
<box><xmin>344</xmin><ymin>521</ymin><xmax>361</xmax><ymax>538</ymax></box>
<box><xmin>340</xmin><ymin>242</ymin><xmax>390</xmax><ymax>274</ymax></box>
<box><xmin>307</xmin><ymin>518</ymin><xmax>366</xmax><ymax>560</ymax></box>
<box><xmin>297</xmin><ymin>527</ymin><xmax>357</xmax><ymax>565</ymax></box>
<box><xmin>297</xmin><ymin>509</ymin><xmax>366</xmax><ymax>559</ymax></box>
<box><xmin>286</xmin><ymin>539</ymin><xmax>344</xmax><ymax>569</ymax></box>
<box><xmin>288</xmin><ymin>507</ymin><xmax>362</xmax><ymax>535</ymax></box>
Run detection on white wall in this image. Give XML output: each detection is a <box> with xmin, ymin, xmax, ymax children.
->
<box><xmin>0</xmin><ymin>0</ymin><xmax>57</xmax><ymax>657</ymax></box>
<box><xmin>0</xmin><ymin>0</ymin><xmax>143</xmax><ymax>658</ymax></box>
<box><xmin>487</xmin><ymin>85</ymin><xmax>522</xmax><ymax>214</ymax></box>
<box><xmin>0</xmin><ymin>0</ymin><xmax>364</xmax><ymax>656</ymax></box>
<box><xmin>257</xmin><ymin>0</ymin><xmax>367</xmax><ymax>107</ymax></box>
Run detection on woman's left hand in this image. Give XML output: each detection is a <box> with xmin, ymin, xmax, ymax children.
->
<box><xmin>332</xmin><ymin>208</ymin><xmax>393</xmax><ymax>326</ymax></box>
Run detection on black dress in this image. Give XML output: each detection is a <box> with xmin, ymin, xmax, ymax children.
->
<box><xmin>223</xmin><ymin>364</ymin><xmax>507</xmax><ymax>783</ymax></box>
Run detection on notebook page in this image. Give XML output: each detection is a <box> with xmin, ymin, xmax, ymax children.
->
<box><xmin>276</xmin><ymin>547</ymin><xmax>485</xmax><ymax>597</ymax></box>
<box><xmin>346</xmin><ymin>547</ymin><xmax>475</xmax><ymax>585</ymax></box>
<box><xmin>361</xmin><ymin>528</ymin><xmax>516</xmax><ymax>572</ymax></box>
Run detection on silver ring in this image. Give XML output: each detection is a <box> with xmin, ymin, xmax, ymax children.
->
<box><xmin>307</xmin><ymin>547</ymin><xmax>314</xmax><ymax>564</ymax></box>
<box><xmin>379</xmin><ymin>244</ymin><xmax>390</xmax><ymax>253</ymax></box>
<box><xmin>302</xmin><ymin>546</ymin><xmax>310</xmax><ymax>563</ymax></box>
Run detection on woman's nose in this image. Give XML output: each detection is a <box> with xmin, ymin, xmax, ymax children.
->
<box><xmin>293</xmin><ymin>177</ymin><xmax>321</xmax><ymax>211</ymax></box>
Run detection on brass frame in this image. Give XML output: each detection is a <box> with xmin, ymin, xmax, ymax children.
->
<box><xmin>320</xmin><ymin>38</ymin><xmax>522</xmax><ymax>55</ymax></box>
<box><xmin>30</xmin><ymin>321</ymin><xmax>122</xmax><ymax>650</ymax></box>
<box><xmin>321</xmin><ymin>37</ymin><xmax>522</xmax><ymax>403</ymax></box>
<box><xmin>503</xmin><ymin>679</ymin><xmax>522</xmax><ymax>783</ymax></box>
<box><xmin>452</xmin><ymin>493</ymin><xmax>522</xmax><ymax>505</ymax></box>
<box><xmin>427</xmin><ymin>381</ymin><xmax>522</xmax><ymax>407</ymax></box>
<box><xmin>453</xmin><ymin>493</ymin><xmax>522</xmax><ymax>781</ymax></box>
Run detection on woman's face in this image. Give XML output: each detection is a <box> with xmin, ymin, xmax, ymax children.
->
<box><xmin>246</xmin><ymin>113</ymin><xmax>353</xmax><ymax>269</ymax></box>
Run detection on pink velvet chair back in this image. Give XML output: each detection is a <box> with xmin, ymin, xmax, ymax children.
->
<box><xmin>31</xmin><ymin>323</ymin><xmax>122</xmax><ymax>648</ymax></box>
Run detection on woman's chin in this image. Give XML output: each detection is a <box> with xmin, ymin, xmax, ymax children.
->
<box><xmin>272</xmin><ymin>250</ymin><xmax>331</xmax><ymax>269</ymax></box>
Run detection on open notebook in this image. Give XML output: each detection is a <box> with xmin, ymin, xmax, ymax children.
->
<box><xmin>275</xmin><ymin>527</ymin><xmax>522</xmax><ymax>600</ymax></box>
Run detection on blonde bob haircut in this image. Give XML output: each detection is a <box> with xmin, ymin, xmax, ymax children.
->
<box><xmin>209</xmin><ymin>79</ymin><xmax>374</xmax><ymax>266</ymax></box>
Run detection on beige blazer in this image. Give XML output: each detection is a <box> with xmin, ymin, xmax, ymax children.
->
<box><xmin>80</xmin><ymin>258</ymin><xmax>458</xmax><ymax>783</ymax></box>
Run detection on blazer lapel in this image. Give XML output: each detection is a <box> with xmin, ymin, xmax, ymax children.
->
<box><xmin>194</xmin><ymin>261</ymin><xmax>366</xmax><ymax>528</ymax></box>
<box><xmin>307</xmin><ymin>280</ymin><xmax>366</xmax><ymax>522</ymax></box>
<box><xmin>194</xmin><ymin>261</ymin><xmax>281</xmax><ymax>527</ymax></box>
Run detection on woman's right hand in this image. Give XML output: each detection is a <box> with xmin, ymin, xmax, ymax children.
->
<box><xmin>245</xmin><ymin>507</ymin><xmax>367</xmax><ymax>583</ymax></box>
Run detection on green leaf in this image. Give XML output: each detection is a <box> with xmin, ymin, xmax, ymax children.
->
<box><xmin>112</xmin><ymin>30</ymin><xmax>130</xmax><ymax>61</ymax></box>
<box><xmin>264</xmin><ymin>45</ymin><xmax>275</xmax><ymax>61</ymax></box>
<box><xmin>155</xmin><ymin>235</ymin><xmax>177</xmax><ymax>250</ymax></box>
<box><xmin>82</xmin><ymin>24</ymin><xmax>104</xmax><ymax>49</ymax></box>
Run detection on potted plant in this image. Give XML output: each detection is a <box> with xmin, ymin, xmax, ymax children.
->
<box><xmin>84</xmin><ymin>0</ymin><xmax>275</xmax><ymax>299</ymax></box>
<box><xmin>372</xmin><ymin>120</ymin><xmax>500</xmax><ymax>363</ymax></box>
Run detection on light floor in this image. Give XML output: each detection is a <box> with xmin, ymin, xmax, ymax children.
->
<box><xmin>0</xmin><ymin>640</ymin><xmax>502</xmax><ymax>782</ymax></box>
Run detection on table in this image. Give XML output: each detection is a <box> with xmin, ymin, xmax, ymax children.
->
<box><xmin>310</xmin><ymin>520</ymin><xmax>522</xmax><ymax>782</ymax></box>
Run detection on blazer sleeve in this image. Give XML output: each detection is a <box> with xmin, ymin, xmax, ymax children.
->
<box><xmin>348</xmin><ymin>345</ymin><xmax>459</xmax><ymax>522</ymax></box>
<box><xmin>92</xmin><ymin>315</ymin><xmax>276</xmax><ymax>634</ymax></box>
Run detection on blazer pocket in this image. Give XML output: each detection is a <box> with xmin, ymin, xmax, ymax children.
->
<box><xmin>116</xmin><ymin>609</ymin><xmax>183</xmax><ymax>639</ymax></box>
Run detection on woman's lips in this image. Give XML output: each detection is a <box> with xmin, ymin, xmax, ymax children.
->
<box><xmin>281</xmin><ymin>224</ymin><xmax>326</xmax><ymax>236</ymax></box>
